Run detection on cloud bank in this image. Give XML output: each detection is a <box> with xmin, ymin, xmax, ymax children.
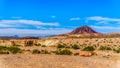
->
<box><xmin>0</xmin><ymin>20</ymin><xmax>60</xmax><ymax>28</ymax></box>
<box><xmin>0</xmin><ymin>19</ymin><xmax>72</xmax><ymax>36</ymax></box>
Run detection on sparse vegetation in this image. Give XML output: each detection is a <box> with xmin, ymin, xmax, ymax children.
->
<box><xmin>8</xmin><ymin>46</ymin><xmax>21</xmax><ymax>54</ymax></box>
<box><xmin>35</xmin><ymin>43</ymin><xmax>41</xmax><ymax>46</ymax></box>
<box><xmin>0</xmin><ymin>46</ymin><xmax>8</xmax><ymax>51</ymax></box>
<box><xmin>41</xmin><ymin>49</ymin><xmax>50</xmax><ymax>54</ymax></box>
<box><xmin>74</xmin><ymin>53</ymin><xmax>79</xmax><ymax>56</ymax></box>
<box><xmin>0</xmin><ymin>46</ymin><xmax>9</xmax><ymax>54</ymax></box>
<box><xmin>99</xmin><ymin>46</ymin><xmax>112</xmax><ymax>50</ymax></box>
<box><xmin>71</xmin><ymin>44</ymin><xmax>80</xmax><ymax>49</ymax></box>
<box><xmin>65</xmin><ymin>46</ymin><xmax>70</xmax><ymax>48</ymax></box>
<box><xmin>57</xmin><ymin>44</ymin><xmax>65</xmax><ymax>48</ymax></box>
<box><xmin>82</xmin><ymin>46</ymin><xmax>95</xmax><ymax>51</ymax></box>
<box><xmin>32</xmin><ymin>49</ymin><xmax>40</xmax><ymax>54</ymax></box>
<box><xmin>54</xmin><ymin>49</ymin><xmax>72</xmax><ymax>55</ymax></box>
<box><xmin>0</xmin><ymin>46</ymin><xmax>21</xmax><ymax>54</ymax></box>
<box><xmin>41</xmin><ymin>45</ymin><xmax>46</xmax><ymax>47</ymax></box>
<box><xmin>114</xmin><ymin>48</ymin><xmax>120</xmax><ymax>53</ymax></box>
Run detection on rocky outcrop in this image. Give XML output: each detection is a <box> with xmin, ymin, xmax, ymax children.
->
<box><xmin>70</xmin><ymin>25</ymin><xmax>99</xmax><ymax>34</ymax></box>
<box><xmin>0</xmin><ymin>39</ymin><xmax>38</xmax><ymax>46</ymax></box>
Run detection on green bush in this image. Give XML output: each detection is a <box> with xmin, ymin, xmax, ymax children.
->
<box><xmin>8</xmin><ymin>46</ymin><xmax>21</xmax><ymax>54</ymax></box>
<box><xmin>82</xmin><ymin>46</ymin><xmax>95</xmax><ymax>51</ymax></box>
<box><xmin>71</xmin><ymin>44</ymin><xmax>80</xmax><ymax>49</ymax></box>
<box><xmin>0</xmin><ymin>46</ymin><xmax>21</xmax><ymax>54</ymax></box>
<box><xmin>32</xmin><ymin>49</ymin><xmax>40</xmax><ymax>54</ymax></box>
<box><xmin>99</xmin><ymin>46</ymin><xmax>112</xmax><ymax>50</ymax></box>
<box><xmin>41</xmin><ymin>45</ymin><xmax>46</xmax><ymax>47</ymax></box>
<box><xmin>115</xmin><ymin>48</ymin><xmax>120</xmax><ymax>53</ymax></box>
<box><xmin>0</xmin><ymin>46</ymin><xmax>8</xmax><ymax>51</ymax></box>
<box><xmin>54</xmin><ymin>49</ymin><xmax>72</xmax><ymax>55</ymax></box>
<box><xmin>0</xmin><ymin>46</ymin><xmax>9</xmax><ymax>54</ymax></box>
<box><xmin>57</xmin><ymin>44</ymin><xmax>65</xmax><ymax>48</ymax></box>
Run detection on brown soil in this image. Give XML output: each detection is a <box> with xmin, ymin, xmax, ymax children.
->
<box><xmin>0</xmin><ymin>54</ymin><xmax>120</xmax><ymax>68</ymax></box>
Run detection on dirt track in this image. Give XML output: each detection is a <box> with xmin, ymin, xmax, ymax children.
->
<box><xmin>0</xmin><ymin>54</ymin><xmax>120</xmax><ymax>68</ymax></box>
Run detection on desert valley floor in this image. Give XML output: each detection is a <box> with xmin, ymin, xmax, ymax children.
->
<box><xmin>0</xmin><ymin>54</ymin><xmax>120</xmax><ymax>68</ymax></box>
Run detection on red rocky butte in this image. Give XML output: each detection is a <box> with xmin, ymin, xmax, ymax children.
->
<box><xmin>70</xmin><ymin>26</ymin><xmax>99</xmax><ymax>34</ymax></box>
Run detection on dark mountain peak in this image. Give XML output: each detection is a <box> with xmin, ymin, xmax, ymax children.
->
<box><xmin>70</xmin><ymin>25</ymin><xmax>98</xmax><ymax>34</ymax></box>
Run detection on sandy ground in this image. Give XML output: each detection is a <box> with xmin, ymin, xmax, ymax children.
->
<box><xmin>0</xmin><ymin>54</ymin><xmax>120</xmax><ymax>68</ymax></box>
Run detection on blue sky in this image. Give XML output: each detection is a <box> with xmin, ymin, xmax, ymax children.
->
<box><xmin>0</xmin><ymin>0</ymin><xmax>120</xmax><ymax>36</ymax></box>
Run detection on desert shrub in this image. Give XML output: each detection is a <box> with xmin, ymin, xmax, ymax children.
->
<box><xmin>115</xmin><ymin>48</ymin><xmax>120</xmax><ymax>53</ymax></box>
<box><xmin>35</xmin><ymin>43</ymin><xmax>41</xmax><ymax>46</ymax></box>
<box><xmin>54</xmin><ymin>49</ymin><xmax>72</xmax><ymax>55</ymax></box>
<box><xmin>71</xmin><ymin>44</ymin><xmax>80</xmax><ymax>49</ymax></box>
<box><xmin>0</xmin><ymin>51</ymin><xmax>9</xmax><ymax>54</ymax></box>
<box><xmin>0</xmin><ymin>46</ymin><xmax>9</xmax><ymax>54</ymax></box>
<box><xmin>74</xmin><ymin>53</ymin><xmax>79</xmax><ymax>56</ymax></box>
<box><xmin>41</xmin><ymin>49</ymin><xmax>50</xmax><ymax>54</ymax></box>
<box><xmin>0</xmin><ymin>46</ymin><xmax>21</xmax><ymax>54</ymax></box>
<box><xmin>82</xmin><ymin>46</ymin><xmax>95</xmax><ymax>51</ymax></box>
<box><xmin>99</xmin><ymin>46</ymin><xmax>112</xmax><ymax>50</ymax></box>
<box><xmin>65</xmin><ymin>46</ymin><xmax>70</xmax><ymax>48</ymax></box>
<box><xmin>41</xmin><ymin>45</ymin><xmax>46</xmax><ymax>47</ymax></box>
<box><xmin>8</xmin><ymin>46</ymin><xmax>21</xmax><ymax>54</ymax></box>
<box><xmin>57</xmin><ymin>44</ymin><xmax>65</xmax><ymax>48</ymax></box>
<box><xmin>0</xmin><ymin>46</ymin><xmax>8</xmax><ymax>51</ymax></box>
<box><xmin>32</xmin><ymin>49</ymin><xmax>40</xmax><ymax>54</ymax></box>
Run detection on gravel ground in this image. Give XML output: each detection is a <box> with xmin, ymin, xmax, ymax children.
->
<box><xmin>0</xmin><ymin>54</ymin><xmax>120</xmax><ymax>68</ymax></box>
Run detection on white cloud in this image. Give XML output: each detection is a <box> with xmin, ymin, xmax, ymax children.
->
<box><xmin>90</xmin><ymin>25</ymin><xmax>120</xmax><ymax>33</ymax></box>
<box><xmin>87</xmin><ymin>16</ymin><xmax>120</xmax><ymax>21</ymax></box>
<box><xmin>0</xmin><ymin>28</ymin><xmax>72</xmax><ymax>35</ymax></box>
<box><xmin>86</xmin><ymin>16</ymin><xmax>120</xmax><ymax>24</ymax></box>
<box><xmin>91</xmin><ymin>25</ymin><xmax>120</xmax><ymax>30</ymax></box>
<box><xmin>51</xmin><ymin>16</ymin><xmax>56</xmax><ymax>18</ymax></box>
<box><xmin>0</xmin><ymin>19</ymin><xmax>72</xmax><ymax>36</ymax></box>
<box><xmin>96</xmin><ymin>21</ymin><xmax>108</xmax><ymax>24</ymax></box>
<box><xmin>0</xmin><ymin>20</ymin><xmax>60</xmax><ymax>28</ymax></box>
<box><xmin>70</xmin><ymin>17</ymin><xmax>80</xmax><ymax>21</ymax></box>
